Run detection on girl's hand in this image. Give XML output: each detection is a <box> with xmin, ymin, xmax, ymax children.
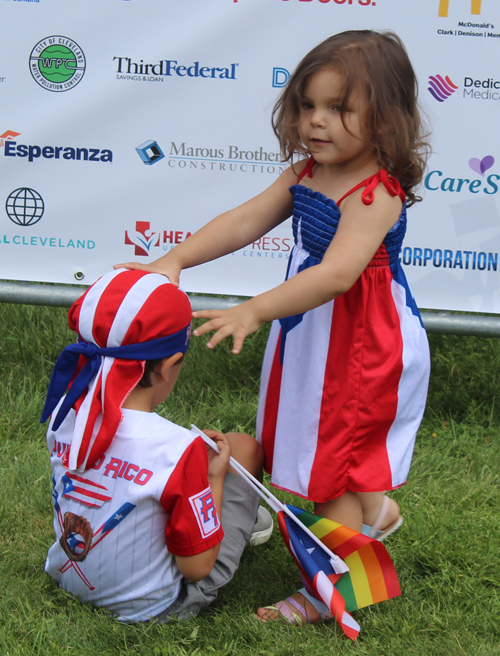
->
<box><xmin>204</xmin><ymin>430</ymin><xmax>231</xmax><ymax>481</ymax></box>
<box><xmin>193</xmin><ymin>304</ymin><xmax>262</xmax><ymax>354</ymax></box>
<box><xmin>113</xmin><ymin>256</ymin><xmax>182</xmax><ymax>287</ymax></box>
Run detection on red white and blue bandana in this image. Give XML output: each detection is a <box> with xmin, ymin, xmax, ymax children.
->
<box><xmin>41</xmin><ymin>269</ymin><xmax>192</xmax><ymax>472</ymax></box>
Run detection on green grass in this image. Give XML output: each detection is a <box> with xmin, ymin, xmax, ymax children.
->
<box><xmin>1</xmin><ymin>301</ymin><xmax>499</xmax><ymax>655</ymax></box>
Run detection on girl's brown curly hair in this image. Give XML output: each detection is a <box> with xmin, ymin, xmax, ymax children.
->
<box><xmin>272</xmin><ymin>30</ymin><xmax>431</xmax><ymax>206</ymax></box>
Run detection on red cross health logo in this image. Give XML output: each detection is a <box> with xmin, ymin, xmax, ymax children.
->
<box><xmin>125</xmin><ymin>221</ymin><xmax>160</xmax><ymax>256</ymax></box>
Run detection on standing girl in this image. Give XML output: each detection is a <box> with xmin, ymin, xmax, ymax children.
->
<box><xmin>117</xmin><ymin>30</ymin><xmax>431</xmax><ymax>624</ymax></box>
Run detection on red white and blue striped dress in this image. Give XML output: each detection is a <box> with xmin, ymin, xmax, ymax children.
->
<box><xmin>256</xmin><ymin>162</ymin><xmax>430</xmax><ymax>503</ymax></box>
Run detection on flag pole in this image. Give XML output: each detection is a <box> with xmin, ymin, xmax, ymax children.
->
<box><xmin>191</xmin><ymin>425</ymin><xmax>348</xmax><ymax>575</ymax></box>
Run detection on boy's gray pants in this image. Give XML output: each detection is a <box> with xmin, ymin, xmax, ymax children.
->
<box><xmin>154</xmin><ymin>472</ymin><xmax>260</xmax><ymax>622</ymax></box>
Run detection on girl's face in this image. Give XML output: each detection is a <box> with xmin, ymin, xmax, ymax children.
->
<box><xmin>298</xmin><ymin>67</ymin><xmax>374</xmax><ymax>171</ymax></box>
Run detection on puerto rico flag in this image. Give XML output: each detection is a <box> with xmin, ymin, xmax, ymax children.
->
<box><xmin>278</xmin><ymin>504</ymin><xmax>401</xmax><ymax>641</ymax></box>
<box><xmin>61</xmin><ymin>472</ymin><xmax>112</xmax><ymax>508</ymax></box>
<box><xmin>278</xmin><ymin>508</ymin><xmax>360</xmax><ymax>640</ymax></box>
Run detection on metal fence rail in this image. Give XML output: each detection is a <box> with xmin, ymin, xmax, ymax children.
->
<box><xmin>2</xmin><ymin>280</ymin><xmax>500</xmax><ymax>338</ymax></box>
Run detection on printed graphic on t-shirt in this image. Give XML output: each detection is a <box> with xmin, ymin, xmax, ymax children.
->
<box><xmin>61</xmin><ymin>472</ymin><xmax>112</xmax><ymax>508</ymax></box>
<box><xmin>188</xmin><ymin>487</ymin><xmax>220</xmax><ymax>538</ymax></box>
<box><xmin>52</xmin><ymin>476</ymin><xmax>137</xmax><ymax>590</ymax></box>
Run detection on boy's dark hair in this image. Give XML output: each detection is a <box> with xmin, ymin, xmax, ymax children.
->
<box><xmin>138</xmin><ymin>355</ymin><xmax>184</xmax><ymax>388</ymax></box>
<box><xmin>272</xmin><ymin>30</ymin><xmax>430</xmax><ymax>206</ymax></box>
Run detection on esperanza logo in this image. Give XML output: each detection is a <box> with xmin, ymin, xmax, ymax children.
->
<box><xmin>438</xmin><ymin>0</ymin><xmax>482</xmax><ymax>17</ymax></box>
<box><xmin>428</xmin><ymin>74</ymin><xmax>458</xmax><ymax>102</ymax></box>
<box><xmin>424</xmin><ymin>156</ymin><xmax>498</xmax><ymax>194</ymax></box>
<box><xmin>114</xmin><ymin>58</ymin><xmax>238</xmax><ymax>81</ymax></box>
<box><xmin>4</xmin><ymin>141</ymin><xmax>113</xmax><ymax>163</ymax></box>
<box><xmin>0</xmin><ymin>130</ymin><xmax>20</xmax><ymax>147</ymax></box>
<box><xmin>30</xmin><ymin>37</ymin><xmax>86</xmax><ymax>92</ymax></box>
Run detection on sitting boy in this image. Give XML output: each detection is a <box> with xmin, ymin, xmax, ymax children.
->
<box><xmin>41</xmin><ymin>269</ymin><xmax>266</xmax><ymax>622</ymax></box>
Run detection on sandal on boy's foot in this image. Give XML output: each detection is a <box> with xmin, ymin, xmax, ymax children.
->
<box><xmin>362</xmin><ymin>496</ymin><xmax>403</xmax><ymax>541</ymax></box>
<box><xmin>249</xmin><ymin>506</ymin><xmax>274</xmax><ymax>546</ymax></box>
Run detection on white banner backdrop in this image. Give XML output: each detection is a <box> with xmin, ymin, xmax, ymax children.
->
<box><xmin>1</xmin><ymin>0</ymin><xmax>500</xmax><ymax>312</ymax></box>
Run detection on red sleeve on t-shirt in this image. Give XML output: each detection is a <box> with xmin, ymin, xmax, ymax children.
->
<box><xmin>160</xmin><ymin>436</ymin><xmax>224</xmax><ymax>557</ymax></box>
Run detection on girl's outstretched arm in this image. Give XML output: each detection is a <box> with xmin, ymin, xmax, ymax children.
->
<box><xmin>194</xmin><ymin>185</ymin><xmax>403</xmax><ymax>353</ymax></box>
<box><xmin>114</xmin><ymin>166</ymin><xmax>298</xmax><ymax>286</ymax></box>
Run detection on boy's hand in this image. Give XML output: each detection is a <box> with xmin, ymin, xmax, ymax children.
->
<box><xmin>204</xmin><ymin>430</ymin><xmax>231</xmax><ymax>481</ymax></box>
<box><xmin>192</xmin><ymin>305</ymin><xmax>262</xmax><ymax>354</ymax></box>
<box><xmin>113</xmin><ymin>257</ymin><xmax>182</xmax><ymax>287</ymax></box>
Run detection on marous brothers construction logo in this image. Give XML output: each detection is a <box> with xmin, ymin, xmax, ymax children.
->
<box><xmin>30</xmin><ymin>36</ymin><xmax>86</xmax><ymax>92</ymax></box>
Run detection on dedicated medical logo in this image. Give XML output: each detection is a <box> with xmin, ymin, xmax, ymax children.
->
<box><xmin>428</xmin><ymin>74</ymin><xmax>458</xmax><ymax>102</ymax></box>
<box><xmin>30</xmin><ymin>36</ymin><xmax>86</xmax><ymax>92</ymax></box>
<box><xmin>125</xmin><ymin>221</ymin><xmax>160</xmax><ymax>256</ymax></box>
<box><xmin>6</xmin><ymin>188</ymin><xmax>44</xmax><ymax>226</ymax></box>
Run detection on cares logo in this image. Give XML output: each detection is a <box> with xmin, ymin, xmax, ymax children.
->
<box><xmin>424</xmin><ymin>156</ymin><xmax>498</xmax><ymax>194</ymax></box>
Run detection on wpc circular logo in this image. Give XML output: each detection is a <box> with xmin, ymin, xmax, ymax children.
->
<box><xmin>29</xmin><ymin>36</ymin><xmax>86</xmax><ymax>92</ymax></box>
<box><xmin>6</xmin><ymin>188</ymin><xmax>45</xmax><ymax>226</ymax></box>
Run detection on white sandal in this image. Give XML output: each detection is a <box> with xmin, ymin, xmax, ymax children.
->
<box><xmin>362</xmin><ymin>495</ymin><xmax>403</xmax><ymax>541</ymax></box>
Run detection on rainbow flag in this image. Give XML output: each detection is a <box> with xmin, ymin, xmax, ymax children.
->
<box><xmin>278</xmin><ymin>505</ymin><xmax>401</xmax><ymax>639</ymax></box>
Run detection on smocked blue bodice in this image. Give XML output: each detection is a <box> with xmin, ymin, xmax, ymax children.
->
<box><xmin>290</xmin><ymin>184</ymin><xmax>407</xmax><ymax>267</ymax></box>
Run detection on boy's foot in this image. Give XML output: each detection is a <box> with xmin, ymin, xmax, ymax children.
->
<box><xmin>249</xmin><ymin>506</ymin><xmax>273</xmax><ymax>546</ymax></box>
<box><xmin>362</xmin><ymin>495</ymin><xmax>403</xmax><ymax>541</ymax></box>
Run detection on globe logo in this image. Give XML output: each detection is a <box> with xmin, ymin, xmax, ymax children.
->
<box><xmin>30</xmin><ymin>37</ymin><xmax>86</xmax><ymax>92</ymax></box>
<box><xmin>6</xmin><ymin>188</ymin><xmax>45</xmax><ymax>227</ymax></box>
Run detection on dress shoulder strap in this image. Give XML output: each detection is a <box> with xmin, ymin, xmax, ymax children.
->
<box><xmin>337</xmin><ymin>170</ymin><xmax>406</xmax><ymax>207</ymax></box>
<box><xmin>297</xmin><ymin>156</ymin><xmax>315</xmax><ymax>183</ymax></box>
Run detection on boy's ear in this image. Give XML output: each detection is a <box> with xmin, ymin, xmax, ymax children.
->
<box><xmin>158</xmin><ymin>353</ymin><xmax>184</xmax><ymax>381</ymax></box>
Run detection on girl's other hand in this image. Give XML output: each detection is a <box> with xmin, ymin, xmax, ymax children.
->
<box><xmin>203</xmin><ymin>430</ymin><xmax>231</xmax><ymax>481</ymax></box>
<box><xmin>113</xmin><ymin>258</ymin><xmax>181</xmax><ymax>287</ymax></box>
<box><xmin>192</xmin><ymin>304</ymin><xmax>262</xmax><ymax>354</ymax></box>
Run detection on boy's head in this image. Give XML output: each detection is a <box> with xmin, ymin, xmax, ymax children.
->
<box><xmin>41</xmin><ymin>269</ymin><xmax>192</xmax><ymax>473</ymax></box>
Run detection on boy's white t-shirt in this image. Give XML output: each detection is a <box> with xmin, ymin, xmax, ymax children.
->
<box><xmin>46</xmin><ymin>407</ymin><xmax>223</xmax><ymax>622</ymax></box>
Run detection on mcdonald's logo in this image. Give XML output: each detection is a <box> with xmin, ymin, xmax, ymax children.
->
<box><xmin>439</xmin><ymin>0</ymin><xmax>482</xmax><ymax>17</ymax></box>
